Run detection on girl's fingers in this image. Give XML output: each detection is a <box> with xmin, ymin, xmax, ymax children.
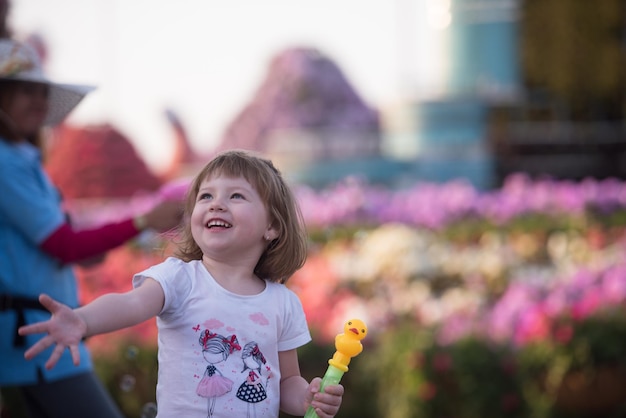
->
<box><xmin>18</xmin><ymin>294</ymin><xmax>57</xmax><ymax>336</ymax></box>
<box><xmin>45</xmin><ymin>343</ymin><xmax>66</xmax><ymax>369</ymax></box>
<box><xmin>321</xmin><ymin>384</ymin><xmax>344</xmax><ymax>397</ymax></box>
<box><xmin>18</xmin><ymin>321</ymin><xmax>48</xmax><ymax>336</ymax></box>
<box><xmin>23</xmin><ymin>334</ymin><xmax>53</xmax><ymax>359</ymax></box>
<box><xmin>314</xmin><ymin>406</ymin><xmax>338</xmax><ymax>418</ymax></box>
<box><xmin>23</xmin><ymin>335</ymin><xmax>81</xmax><ymax>368</ymax></box>
<box><xmin>38</xmin><ymin>293</ymin><xmax>60</xmax><ymax>312</ymax></box>
<box><xmin>309</xmin><ymin>377</ymin><xmax>322</xmax><ymax>393</ymax></box>
<box><xmin>69</xmin><ymin>344</ymin><xmax>81</xmax><ymax>366</ymax></box>
<box><xmin>311</xmin><ymin>384</ymin><xmax>343</xmax><ymax>418</ymax></box>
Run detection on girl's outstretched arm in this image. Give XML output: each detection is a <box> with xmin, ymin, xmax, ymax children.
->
<box><xmin>18</xmin><ymin>278</ymin><xmax>164</xmax><ymax>369</ymax></box>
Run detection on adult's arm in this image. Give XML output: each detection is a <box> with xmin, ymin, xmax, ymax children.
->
<box><xmin>40</xmin><ymin>200</ymin><xmax>182</xmax><ymax>264</ymax></box>
<box><xmin>39</xmin><ymin>219</ymin><xmax>140</xmax><ymax>264</ymax></box>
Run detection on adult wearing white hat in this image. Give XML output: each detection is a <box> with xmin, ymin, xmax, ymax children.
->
<box><xmin>0</xmin><ymin>39</ymin><xmax>181</xmax><ymax>418</ymax></box>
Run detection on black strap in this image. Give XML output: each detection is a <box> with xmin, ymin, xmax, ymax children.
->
<box><xmin>0</xmin><ymin>294</ymin><xmax>45</xmax><ymax>311</ymax></box>
<box><xmin>0</xmin><ymin>294</ymin><xmax>47</xmax><ymax>347</ymax></box>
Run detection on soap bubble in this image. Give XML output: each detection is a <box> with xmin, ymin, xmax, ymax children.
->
<box><xmin>140</xmin><ymin>402</ymin><xmax>158</xmax><ymax>418</ymax></box>
<box><xmin>119</xmin><ymin>374</ymin><xmax>136</xmax><ymax>392</ymax></box>
<box><xmin>126</xmin><ymin>345</ymin><xmax>139</xmax><ymax>360</ymax></box>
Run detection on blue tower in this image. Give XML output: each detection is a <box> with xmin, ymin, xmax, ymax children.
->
<box><xmin>412</xmin><ymin>0</ymin><xmax>521</xmax><ymax>189</ymax></box>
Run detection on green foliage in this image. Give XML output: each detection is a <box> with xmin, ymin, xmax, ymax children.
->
<box><xmin>517</xmin><ymin>311</ymin><xmax>626</xmax><ymax>417</ymax></box>
<box><xmin>361</xmin><ymin>312</ymin><xmax>626</xmax><ymax>418</ymax></box>
<box><xmin>366</xmin><ymin>323</ymin><xmax>527</xmax><ymax>418</ymax></box>
<box><xmin>518</xmin><ymin>311</ymin><xmax>626</xmax><ymax>376</ymax></box>
<box><xmin>363</xmin><ymin>324</ymin><xmax>434</xmax><ymax>418</ymax></box>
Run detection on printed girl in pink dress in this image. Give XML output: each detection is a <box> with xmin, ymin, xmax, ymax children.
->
<box><xmin>196</xmin><ymin>329</ymin><xmax>241</xmax><ymax>417</ymax></box>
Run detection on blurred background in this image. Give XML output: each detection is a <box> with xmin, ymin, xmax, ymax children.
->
<box><xmin>3</xmin><ymin>0</ymin><xmax>626</xmax><ymax>417</ymax></box>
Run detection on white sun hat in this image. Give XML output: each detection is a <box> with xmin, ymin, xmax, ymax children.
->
<box><xmin>0</xmin><ymin>39</ymin><xmax>95</xmax><ymax>126</ymax></box>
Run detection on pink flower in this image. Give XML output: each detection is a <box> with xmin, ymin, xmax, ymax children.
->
<box><xmin>571</xmin><ymin>288</ymin><xmax>603</xmax><ymax>320</ymax></box>
<box><xmin>514</xmin><ymin>306</ymin><xmax>551</xmax><ymax>346</ymax></box>
<box><xmin>601</xmin><ymin>264</ymin><xmax>626</xmax><ymax>304</ymax></box>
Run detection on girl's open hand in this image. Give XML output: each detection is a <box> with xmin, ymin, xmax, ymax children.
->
<box><xmin>18</xmin><ymin>293</ymin><xmax>87</xmax><ymax>369</ymax></box>
<box><xmin>305</xmin><ymin>377</ymin><xmax>344</xmax><ymax>418</ymax></box>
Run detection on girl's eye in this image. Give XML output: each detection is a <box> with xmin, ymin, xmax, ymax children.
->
<box><xmin>198</xmin><ymin>193</ymin><xmax>212</xmax><ymax>201</ymax></box>
<box><xmin>231</xmin><ymin>193</ymin><xmax>244</xmax><ymax>199</ymax></box>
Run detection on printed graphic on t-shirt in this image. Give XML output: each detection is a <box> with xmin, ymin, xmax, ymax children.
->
<box><xmin>236</xmin><ymin>341</ymin><xmax>268</xmax><ymax>407</ymax></box>
<box><xmin>192</xmin><ymin>316</ymin><xmax>274</xmax><ymax>417</ymax></box>
<box><xmin>196</xmin><ymin>329</ymin><xmax>241</xmax><ymax>417</ymax></box>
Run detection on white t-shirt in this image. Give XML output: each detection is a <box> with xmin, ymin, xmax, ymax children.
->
<box><xmin>133</xmin><ymin>257</ymin><xmax>312</xmax><ymax>418</ymax></box>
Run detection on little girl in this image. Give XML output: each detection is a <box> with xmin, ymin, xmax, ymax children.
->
<box><xmin>19</xmin><ymin>149</ymin><xmax>344</xmax><ymax>418</ymax></box>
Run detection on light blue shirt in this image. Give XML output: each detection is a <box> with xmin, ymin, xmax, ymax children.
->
<box><xmin>0</xmin><ymin>138</ymin><xmax>92</xmax><ymax>386</ymax></box>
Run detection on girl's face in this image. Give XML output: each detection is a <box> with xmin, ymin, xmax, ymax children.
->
<box><xmin>1</xmin><ymin>81</ymin><xmax>48</xmax><ymax>137</ymax></box>
<box><xmin>191</xmin><ymin>174</ymin><xmax>278</xmax><ymax>263</ymax></box>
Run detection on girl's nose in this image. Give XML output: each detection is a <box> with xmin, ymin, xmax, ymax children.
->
<box><xmin>209</xmin><ymin>199</ymin><xmax>225</xmax><ymax>211</ymax></box>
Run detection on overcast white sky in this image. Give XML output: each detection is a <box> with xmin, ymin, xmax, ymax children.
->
<box><xmin>9</xmin><ymin>0</ymin><xmax>447</xmax><ymax>172</ymax></box>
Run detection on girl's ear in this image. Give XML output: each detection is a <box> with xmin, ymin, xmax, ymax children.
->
<box><xmin>264</xmin><ymin>225</ymin><xmax>279</xmax><ymax>241</ymax></box>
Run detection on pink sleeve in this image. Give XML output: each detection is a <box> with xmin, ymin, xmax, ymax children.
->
<box><xmin>39</xmin><ymin>219</ymin><xmax>140</xmax><ymax>264</ymax></box>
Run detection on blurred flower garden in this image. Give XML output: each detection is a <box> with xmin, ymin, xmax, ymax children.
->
<box><xmin>71</xmin><ymin>173</ymin><xmax>626</xmax><ymax>418</ymax></box>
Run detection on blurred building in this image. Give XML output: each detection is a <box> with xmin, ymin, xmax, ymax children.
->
<box><xmin>385</xmin><ymin>0</ymin><xmax>522</xmax><ymax>190</ymax></box>
<box><xmin>216</xmin><ymin>47</ymin><xmax>410</xmax><ymax>187</ymax></box>
<box><xmin>216</xmin><ymin>1</ymin><xmax>524</xmax><ymax>190</ymax></box>
<box><xmin>490</xmin><ymin>0</ymin><xmax>626</xmax><ymax>183</ymax></box>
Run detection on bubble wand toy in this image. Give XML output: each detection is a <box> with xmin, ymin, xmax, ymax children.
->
<box><xmin>304</xmin><ymin>318</ymin><xmax>368</xmax><ymax>418</ymax></box>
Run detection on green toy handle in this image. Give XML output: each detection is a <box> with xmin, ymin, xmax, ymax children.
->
<box><xmin>303</xmin><ymin>364</ymin><xmax>345</xmax><ymax>418</ymax></box>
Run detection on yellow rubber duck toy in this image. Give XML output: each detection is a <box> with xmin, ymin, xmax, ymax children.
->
<box><xmin>328</xmin><ymin>318</ymin><xmax>368</xmax><ymax>372</ymax></box>
<box><xmin>304</xmin><ymin>318</ymin><xmax>368</xmax><ymax>418</ymax></box>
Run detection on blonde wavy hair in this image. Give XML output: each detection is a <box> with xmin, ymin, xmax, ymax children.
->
<box><xmin>175</xmin><ymin>149</ymin><xmax>308</xmax><ymax>283</ymax></box>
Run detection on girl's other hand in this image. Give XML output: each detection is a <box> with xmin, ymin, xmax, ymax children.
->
<box><xmin>305</xmin><ymin>377</ymin><xmax>344</xmax><ymax>418</ymax></box>
<box><xmin>18</xmin><ymin>293</ymin><xmax>87</xmax><ymax>369</ymax></box>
